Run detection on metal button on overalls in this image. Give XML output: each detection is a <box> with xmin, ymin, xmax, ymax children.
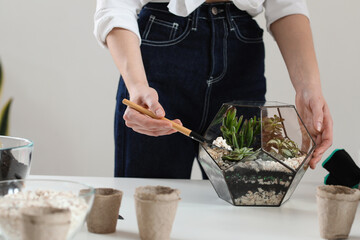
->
<box><xmin>211</xmin><ymin>7</ymin><xmax>218</xmax><ymax>15</ymax></box>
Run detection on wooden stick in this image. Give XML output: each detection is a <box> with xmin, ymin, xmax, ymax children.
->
<box><xmin>122</xmin><ymin>99</ymin><xmax>192</xmax><ymax>136</ymax></box>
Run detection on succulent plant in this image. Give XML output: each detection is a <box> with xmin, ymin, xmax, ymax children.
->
<box><xmin>221</xmin><ymin>107</ymin><xmax>261</xmax><ymax>149</ymax></box>
<box><xmin>220</xmin><ymin>107</ymin><xmax>261</xmax><ymax>161</ymax></box>
<box><xmin>266</xmin><ymin>138</ymin><xmax>301</xmax><ymax>158</ymax></box>
<box><xmin>262</xmin><ymin>115</ymin><xmax>285</xmax><ymax>143</ymax></box>
<box><xmin>222</xmin><ymin>147</ymin><xmax>254</xmax><ymax>161</ymax></box>
<box><xmin>263</xmin><ymin>114</ymin><xmax>301</xmax><ymax>159</ymax></box>
<box><xmin>0</xmin><ymin>61</ymin><xmax>12</xmax><ymax>136</ymax></box>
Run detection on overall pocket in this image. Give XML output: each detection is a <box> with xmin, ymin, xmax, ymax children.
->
<box><xmin>138</xmin><ymin>5</ymin><xmax>192</xmax><ymax>46</ymax></box>
<box><xmin>231</xmin><ymin>16</ymin><xmax>263</xmax><ymax>43</ymax></box>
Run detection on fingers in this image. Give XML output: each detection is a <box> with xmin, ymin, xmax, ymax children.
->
<box><xmin>123</xmin><ymin>104</ymin><xmax>184</xmax><ymax>136</ymax></box>
<box><xmin>309</xmin><ymin>135</ymin><xmax>323</xmax><ymax>169</ymax></box>
<box><xmin>309</xmin><ymin>155</ymin><xmax>321</xmax><ymax>169</ymax></box>
<box><xmin>172</xmin><ymin>119</ymin><xmax>183</xmax><ymax>126</ymax></box>
<box><xmin>124</xmin><ymin>108</ymin><xmax>171</xmax><ymax>128</ymax></box>
<box><xmin>310</xmin><ymin>99</ymin><xmax>324</xmax><ymax>132</ymax></box>
<box><xmin>128</xmin><ymin>125</ymin><xmax>178</xmax><ymax>136</ymax></box>
<box><xmin>142</xmin><ymin>92</ymin><xmax>165</xmax><ymax>118</ymax></box>
<box><xmin>309</xmin><ymin>104</ymin><xmax>333</xmax><ymax>169</ymax></box>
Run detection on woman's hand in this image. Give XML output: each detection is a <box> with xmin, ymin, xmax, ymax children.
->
<box><xmin>123</xmin><ymin>84</ymin><xmax>182</xmax><ymax>136</ymax></box>
<box><xmin>295</xmin><ymin>89</ymin><xmax>333</xmax><ymax>169</ymax></box>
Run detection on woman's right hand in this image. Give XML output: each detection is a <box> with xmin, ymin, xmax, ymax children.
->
<box><xmin>123</xmin><ymin>84</ymin><xmax>182</xmax><ymax>136</ymax></box>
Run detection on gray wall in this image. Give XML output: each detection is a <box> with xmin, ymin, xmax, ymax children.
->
<box><xmin>0</xmin><ymin>1</ymin><xmax>359</xmax><ymax>182</ymax></box>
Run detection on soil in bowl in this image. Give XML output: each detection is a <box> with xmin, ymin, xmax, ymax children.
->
<box><xmin>0</xmin><ymin>149</ymin><xmax>28</xmax><ymax>180</ymax></box>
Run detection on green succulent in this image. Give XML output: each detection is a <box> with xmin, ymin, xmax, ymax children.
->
<box><xmin>220</xmin><ymin>107</ymin><xmax>260</xmax><ymax>161</ymax></box>
<box><xmin>267</xmin><ymin>138</ymin><xmax>300</xmax><ymax>158</ymax></box>
<box><xmin>263</xmin><ymin>115</ymin><xmax>285</xmax><ymax>142</ymax></box>
<box><xmin>222</xmin><ymin>147</ymin><xmax>254</xmax><ymax>161</ymax></box>
<box><xmin>263</xmin><ymin>114</ymin><xmax>301</xmax><ymax>159</ymax></box>
<box><xmin>0</xmin><ymin>61</ymin><xmax>12</xmax><ymax>136</ymax></box>
<box><xmin>220</xmin><ymin>107</ymin><xmax>261</xmax><ymax>149</ymax></box>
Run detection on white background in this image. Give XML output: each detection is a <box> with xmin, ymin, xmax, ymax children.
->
<box><xmin>0</xmin><ymin>1</ymin><xmax>359</xmax><ymax>182</ymax></box>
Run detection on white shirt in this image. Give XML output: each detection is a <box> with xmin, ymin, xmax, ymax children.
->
<box><xmin>94</xmin><ymin>0</ymin><xmax>309</xmax><ymax>48</ymax></box>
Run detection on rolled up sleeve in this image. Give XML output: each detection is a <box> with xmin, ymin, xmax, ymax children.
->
<box><xmin>264</xmin><ymin>0</ymin><xmax>310</xmax><ymax>34</ymax></box>
<box><xmin>94</xmin><ymin>0</ymin><xmax>144</xmax><ymax>48</ymax></box>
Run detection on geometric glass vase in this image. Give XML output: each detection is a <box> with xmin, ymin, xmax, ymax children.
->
<box><xmin>198</xmin><ymin>101</ymin><xmax>315</xmax><ymax>206</ymax></box>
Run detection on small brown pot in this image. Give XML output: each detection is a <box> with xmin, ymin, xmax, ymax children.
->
<box><xmin>86</xmin><ymin>188</ymin><xmax>123</xmax><ymax>234</ymax></box>
<box><xmin>134</xmin><ymin>185</ymin><xmax>181</xmax><ymax>240</ymax></box>
<box><xmin>21</xmin><ymin>206</ymin><xmax>71</xmax><ymax>240</ymax></box>
<box><xmin>317</xmin><ymin>185</ymin><xmax>360</xmax><ymax>239</ymax></box>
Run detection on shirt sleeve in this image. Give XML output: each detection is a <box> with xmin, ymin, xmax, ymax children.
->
<box><xmin>94</xmin><ymin>0</ymin><xmax>145</xmax><ymax>48</ymax></box>
<box><xmin>263</xmin><ymin>0</ymin><xmax>310</xmax><ymax>34</ymax></box>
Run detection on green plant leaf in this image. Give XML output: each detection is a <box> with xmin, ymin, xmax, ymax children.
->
<box><xmin>281</xmin><ymin>149</ymin><xmax>293</xmax><ymax>158</ymax></box>
<box><xmin>232</xmin><ymin>132</ymin><xmax>239</xmax><ymax>149</ymax></box>
<box><xmin>0</xmin><ymin>98</ymin><xmax>12</xmax><ymax>135</ymax></box>
<box><xmin>0</xmin><ymin>61</ymin><xmax>3</xmax><ymax>97</ymax></box>
<box><xmin>239</xmin><ymin>129</ymin><xmax>245</xmax><ymax>148</ymax></box>
<box><xmin>247</xmin><ymin>127</ymin><xmax>253</xmax><ymax>147</ymax></box>
<box><xmin>267</xmin><ymin>139</ymin><xmax>280</xmax><ymax>148</ymax></box>
<box><xmin>236</xmin><ymin>115</ymin><xmax>243</xmax><ymax>133</ymax></box>
<box><xmin>226</xmin><ymin>108</ymin><xmax>236</xmax><ymax>127</ymax></box>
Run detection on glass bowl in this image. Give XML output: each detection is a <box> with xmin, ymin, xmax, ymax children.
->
<box><xmin>0</xmin><ymin>179</ymin><xmax>95</xmax><ymax>240</ymax></box>
<box><xmin>0</xmin><ymin>136</ymin><xmax>33</xmax><ymax>181</ymax></box>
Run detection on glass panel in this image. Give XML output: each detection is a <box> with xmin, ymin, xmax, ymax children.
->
<box><xmin>198</xmin><ymin>145</ymin><xmax>232</xmax><ymax>204</ymax></box>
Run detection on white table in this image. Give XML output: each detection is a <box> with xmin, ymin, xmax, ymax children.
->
<box><xmin>30</xmin><ymin>175</ymin><xmax>360</xmax><ymax>240</ymax></box>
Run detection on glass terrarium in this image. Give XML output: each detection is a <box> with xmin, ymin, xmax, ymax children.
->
<box><xmin>198</xmin><ymin>101</ymin><xmax>315</xmax><ymax>206</ymax></box>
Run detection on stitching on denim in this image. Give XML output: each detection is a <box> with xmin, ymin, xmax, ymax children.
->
<box><xmin>142</xmin><ymin>15</ymin><xmax>153</xmax><ymax>39</ymax></box>
<box><xmin>225</xmin><ymin>3</ymin><xmax>235</xmax><ymax>32</ymax></box>
<box><xmin>209</xmin><ymin>14</ymin><xmax>215</xmax><ymax>82</ymax></box>
<box><xmin>191</xmin><ymin>9</ymin><xmax>199</xmax><ymax>31</ymax></box>
<box><xmin>198</xmin><ymin>84</ymin><xmax>212</xmax><ymax>133</ymax></box>
<box><xmin>153</xmin><ymin>18</ymin><xmax>175</xmax><ymax>27</ymax></box>
<box><xmin>198</xmin><ymin>16</ymin><xmax>247</xmax><ymax>21</ymax></box>
<box><xmin>169</xmin><ymin>26</ymin><xmax>174</xmax><ymax>40</ymax></box>
<box><xmin>152</xmin><ymin>20</ymin><xmax>175</xmax><ymax>28</ymax></box>
<box><xmin>143</xmin><ymin>6</ymin><xmax>172</xmax><ymax>14</ymax></box>
<box><xmin>232</xmin><ymin>18</ymin><xmax>263</xmax><ymax>43</ymax></box>
<box><xmin>142</xmin><ymin>18</ymin><xmax>191</xmax><ymax>47</ymax></box>
<box><xmin>169</xmin><ymin>22</ymin><xmax>178</xmax><ymax>40</ymax></box>
<box><xmin>197</xmin><ymin>10</ymin><xmax>217</xmax><ymax>132</ymax></box>
<box><xmin>144</xmin><ymin>15</ymin><xmax>155</xmax><ymax>40</ymax></box>
<box><xmin>208</xmin><ymin>19</ymin><xmax>228</xmax><ymax>85</ymax></box>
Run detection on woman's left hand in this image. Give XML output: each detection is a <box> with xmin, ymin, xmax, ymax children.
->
<box><xmin>295</xmin><ymin>89</ymin><xmax>333</xmax><ymax>169</ymax></box>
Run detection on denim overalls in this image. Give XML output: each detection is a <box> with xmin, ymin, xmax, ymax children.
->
<box><xmin>114</xmin><ymin>2</ymin><xmax>266</xmax><ymax>178</ymax></box>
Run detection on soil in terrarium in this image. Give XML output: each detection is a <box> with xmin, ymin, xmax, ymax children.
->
<box><xmin>225</xmin><ymin>166</ymin><xmax>293</xmax><ymax>206</ymax></box>
<box><xmin>0</xmin><ymin>149</ymin><xmax>28</xmax><ymax>181</ymax></box>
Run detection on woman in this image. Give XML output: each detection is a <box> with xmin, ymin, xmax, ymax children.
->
<box><xmin>94</xmin><ymin>0</ymin><xmax>333</xmax><ymax>178</ymax></box>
